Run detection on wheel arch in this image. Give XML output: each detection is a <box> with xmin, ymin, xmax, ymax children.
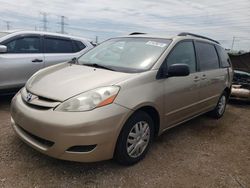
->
<box><xmin>223</xmin><ymin>87</ymin><xmax>231</xmax><ymax>100</ymax></box>
<box><xmin>122</xmin><ymin>105</ymin><xmax>161</xmax><ymax>138</ymax></box>
<box><xmin>113</xmin><ymin>104</ymin><xmax>161</xmax><ymax>164</ymax></box>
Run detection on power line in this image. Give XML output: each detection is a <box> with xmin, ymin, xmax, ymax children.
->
<box><xmin>58</xmin><ymin>16</ymin><xmax>67</xmax><ymax>34</ymax></box>
<box><xmin>40</xmin><ymin>12</ymin><xmax>48</xmax><ymax>31</ymax></box>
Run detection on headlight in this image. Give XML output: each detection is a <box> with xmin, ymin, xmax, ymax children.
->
<box><xmin>55</xmin><ymin>86</ymin><xmax>120</xmax><ymax>112</ymax></box>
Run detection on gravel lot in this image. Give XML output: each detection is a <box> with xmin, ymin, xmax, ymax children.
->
<box><xmin>0</xmin><ymin>95</ymin><xmax>249</xmax><ymax>188</ymax></box>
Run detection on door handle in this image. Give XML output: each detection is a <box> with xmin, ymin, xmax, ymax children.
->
<box><xmin>32</xmin><ymin>59</ymin><xmax>43</xmax><ymax>63</ymax></box>
<box><xmin>193</xmin><ymin>76</ymin><xmax>200</xmax><ymax>82</ymax></box>
<box><xmin>201</xmin><ymin>74</ymin><xmax>207</xmax><ymax>80</ymax></box>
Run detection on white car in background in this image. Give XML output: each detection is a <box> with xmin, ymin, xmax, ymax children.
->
<box><xmin>0</xmin><ymin>30</ymin><xmax>94</xmax><ymax>93</ymax></box>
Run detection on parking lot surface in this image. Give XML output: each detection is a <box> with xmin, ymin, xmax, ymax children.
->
<box><xmin>0</xmin><ymin>95</ymin><xmax>249</xmax><ymax>188</ymax></box>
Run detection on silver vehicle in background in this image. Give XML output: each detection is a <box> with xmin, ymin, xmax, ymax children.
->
<box><xmin>0</xmin><ymin>30</ymin><xmax>94</xmax><ymax>93</ymax></box>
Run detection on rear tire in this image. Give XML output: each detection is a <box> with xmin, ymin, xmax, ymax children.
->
<box><xmin>209</xmin><ymin>91</ymin><xmax>228</xmax><ymax>119</ymax></box>
<box><xmin>114</xmin><ymin>111</ymin><xmax>154</xmax><ymax>166</ymax></box>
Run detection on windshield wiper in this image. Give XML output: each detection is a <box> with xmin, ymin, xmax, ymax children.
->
<box><xmin>83</xmin><ymin>63</ymin><xmax>115</xmax><ymax>71</ymax></box>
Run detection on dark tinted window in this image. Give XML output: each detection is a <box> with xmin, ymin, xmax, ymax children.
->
<box><xmin>216</xmin><ymin>46</ymin><xmax>230</xmax><ymax>67</ymax></box>
<box><xmin>4</xmin><ymin>36</ymin><xmax>41</xmax><ymax>53</ymax></box>
<box><xmin>45</xmin><ymin>37</ymin><xmax>73</xmax><ymax>53</ymax></box>
<box><xmin>196</xmin><ymin>42</ymin><xmax>219</xmax><ymax>71</ymax></box>
<box><xmin>167</xmin><ymin>41</ymin><xmax>196</xmax><ymax>73</ymax></box>
<box><xmin>73</xmin><ymin>40</ymin><xmax>86</xmax><ymax>52</ymax></box>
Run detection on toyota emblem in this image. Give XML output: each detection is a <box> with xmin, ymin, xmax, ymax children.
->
<box><xmin>26</xmin><ymin>93</ymin><xmax>33</xmax><ymax>102</ymax></box>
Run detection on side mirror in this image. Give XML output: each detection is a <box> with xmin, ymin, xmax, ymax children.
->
<box><xmin>167</xmin><ymin>64</ymin><xmax>190</xmax><ymax>77</ymax></box>
<box><xmin>0</xmin><ymin>45</ymin><xmax>7</xmax><ymax>53</ymax></box>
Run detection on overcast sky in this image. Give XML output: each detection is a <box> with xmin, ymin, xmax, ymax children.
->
<box><xmin>0</xmin><ymin>0</ymin><xmax>249</xmax><ymax>50</ymax></box>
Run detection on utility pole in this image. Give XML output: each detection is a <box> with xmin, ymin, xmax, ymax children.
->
<box><xmin>40</xmin><ymin>12</ymin><xmax>48</xmax><ymax>31</ymax></box>
<box><xmin>4</xmin><ymin>21</ymin><xmax>10</xmax><ymax>30</ymax></box>
<box><xmin>95</xmin><ymin>36</ymin><xmax>98</xmax><ymax>44</ymax></box>
<box><xmin>231</xmin><ymin>36</ymin><xmax>235</xmax><ymax>51</ymax></box>
<box><xmin>59</xmin><ymin>16</ymin><xmax>67</xmax><ymax>34</ymax></box>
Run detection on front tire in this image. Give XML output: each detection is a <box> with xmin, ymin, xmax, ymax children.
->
<box><xmin>209</xmin><ymin>91</ymin><xmax>228</xmax><ymax>119</ymax></box>
<box><xmin>114</xmin><ymin>111</ymin><xmax>154</xmax><ymax>165</ymax></box>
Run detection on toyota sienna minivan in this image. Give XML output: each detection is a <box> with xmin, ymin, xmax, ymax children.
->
<box><xmin>10</xmin><ymin>32</ymin><xmax>233</xmax><ymax>165</ymax></box>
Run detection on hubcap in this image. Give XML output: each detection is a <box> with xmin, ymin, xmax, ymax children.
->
<box><xmin>126</xmin><ymin>121</ymin><xmax>150</xmax><ymax>158</ymax></box>
<box><xmin>218</xmin><ymin>95</ymin><xmax>226</xmax><ymax>115</ymax></box>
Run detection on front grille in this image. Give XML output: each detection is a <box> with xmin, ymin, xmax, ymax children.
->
<box><xmin>37</xmin><ymin>96</ymin><xmax>58</xmax><ymax>103</ymax></box>
<box><xmin>18</xmin><ymin>125</ymin><xmax>54</xmax><ymax>148</ymax></box>
<box><xmin>23</xmin><ymin>100</ymin><xmax>52</xmax><ymax>110</ymax></box>
<box><xmin>21</xmin><ymin>88</ymin><xmax>60</xmax><ymax>109</ymax></box>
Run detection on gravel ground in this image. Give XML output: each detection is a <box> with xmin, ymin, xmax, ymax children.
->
<box><xmin>0</xmin><ymin>95</ymin><xmax>249</xmax><ymax>188</ymax></box>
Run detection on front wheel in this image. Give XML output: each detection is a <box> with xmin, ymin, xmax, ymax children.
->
<box><xmin>209</xmin><ymin>91</ymin><xmax>228</xmax><ymax>119</ymax></box>
<box><xmin>114</xmin><ymin>111</ymin><xmax>154</xmax><ymax>165</ymax></box>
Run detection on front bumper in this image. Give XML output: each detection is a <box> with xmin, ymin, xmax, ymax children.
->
<box><xmin>231</xmin><ymin>85</ymin><xmax>250</xmax><ymax>100</ymax></box>
<box><xmin>10</xmin><ymin>93</ymin><xmax>131</xmax><ymax>162</ymax></box>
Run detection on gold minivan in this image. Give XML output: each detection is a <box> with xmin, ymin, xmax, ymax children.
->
<box><xmin>10</xmin><ymin>32</ymin><xmax>233</xmax><ymax>165</ymax></box>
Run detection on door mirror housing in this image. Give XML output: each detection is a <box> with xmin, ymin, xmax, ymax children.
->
<box><xmin>0</xmin><ymin>45</ymin><xmax>7</xmax><ymax>53</ymax></box>
<box><xmin>167</xmin><ymin>64</ymin><xmax>190</xmax><ymax>77</ymax></box>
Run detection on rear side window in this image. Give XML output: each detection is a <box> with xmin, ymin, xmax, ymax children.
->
<box><xmin>216</xmin><ymin>46</ymin><xmax>230</xmax><ymax>68</ymax></box>
<box><xmin>4</xmin><ymin>36</ymin><xmax>41</xmax><ymax>53</ymax></box>
<box><xmin>167</xmin><ymin>41</ymin><xmax>196</xmax><ymax>73</ymax></box>
<box><xmin>45</xmin><ymin>37</ymin><xmax>73</xmax><ymax>53</ymax></box>
<box><xmin>73</xmin><ymin>40</ymin><xmax>86</xmax><ymax>52</ymax></box>
<box><xmin>196</xmin><ymin>42</ymin><xmax>219</xmax><ymax>71</ymax></box>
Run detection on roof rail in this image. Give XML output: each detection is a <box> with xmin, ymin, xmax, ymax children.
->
<box><xmin>178</xmin><ymin>32</ymin><xmax>220</xmax><ymax>44</ymax></box>
<box><xmin>129</xmin><ymin>32</ymin><xmax>146</xmax><ymax>35</ymax></box>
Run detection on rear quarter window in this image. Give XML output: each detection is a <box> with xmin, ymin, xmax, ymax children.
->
<box><xmin>216</xmin><ymin>45</ymin><xmax>231</xmax><ymax>68</ymax></box>
<box><xmin>195</xmin><ymin>41</ymin><xmax>220</xmax><ymax>71</ymax></box>
<box><xmin>72</xmin><ymin>40</ymin><xmax>86</xmax><ymax>52</ymax></box>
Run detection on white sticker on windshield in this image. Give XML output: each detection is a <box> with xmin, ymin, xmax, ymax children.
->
<box><xmin>146</xmin><ymin>41</ymin><xmax>167</xmax><ymax>48</ymax></box>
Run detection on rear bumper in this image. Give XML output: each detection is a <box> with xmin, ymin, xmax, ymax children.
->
<box><xmin>10</xmin><ymin>93</ymin><xmax>131</xmax><ymax>162</ymax></box>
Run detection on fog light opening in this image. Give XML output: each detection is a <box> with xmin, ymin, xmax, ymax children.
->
<box><xmin>66</xmin><ymin>145</ymin><xmax>97</xmax><ymax>153</ymax></box>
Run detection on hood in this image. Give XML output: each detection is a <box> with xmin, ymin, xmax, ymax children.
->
<box><xmin>26</xmin><ymin>63</ymin><xmax>135</xmax><ymax>101</ymax></box>
<box><xmin>229</xmin><ymin>53</ymin><xmax>250</xmax><ymax>73</ymax></box>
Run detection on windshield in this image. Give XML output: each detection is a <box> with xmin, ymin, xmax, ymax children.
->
<box><xmin>0</xmin><ymin>32</ymin><xmax>9</xmax><ymax>38</ymax></box>
<box><xmin>78</xmin><ymin>37</ymin><xmax>171</xmax><ymax>73</ymax></box>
